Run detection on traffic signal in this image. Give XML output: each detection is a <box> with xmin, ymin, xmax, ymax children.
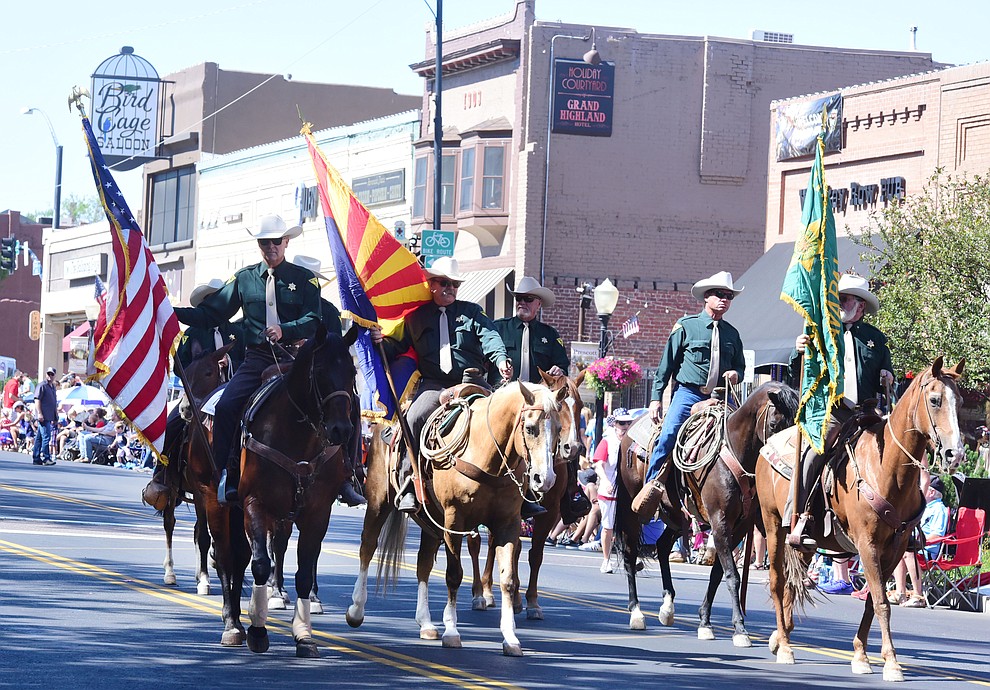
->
<box><xmin>0</xmin><ymin>237</ymin><xmax>16</xmax><ymax>272</ymax></box>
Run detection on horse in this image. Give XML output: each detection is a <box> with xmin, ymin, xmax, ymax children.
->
<box><xmin>346</xmin><ymin>380</ymin><xmax>564</xmax><ymax>656</ymax></box>
<box><xmin>467</xmin><ymin>371</ymin><xmax>586</xmax><ymax>620</ymax></box>
<box><xmin>756</xmin><ymin>357</ymin><xmax>964</xmax><ymax>681</ymax></box>
<box><xmin>156</xmin><ymin>342</ymin><xmax>234</xmax><ymax>594</ymax></box>
<box><xmin>237</xmin><ymin>324</ymin><xmax>358</xmax><ymax>658</ymax></box>
<box><xmin>615</xmin><ymin>381</ymin><xmax>799</xmax><ymax>642</ymax></box>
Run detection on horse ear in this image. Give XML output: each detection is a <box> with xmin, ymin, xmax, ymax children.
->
<box><xmin>948</xmin><ymin>357</ymin><xmax>966</xmax><ymax>379</ymax></box>
<box><xmin>554</xmin><ymin>384</ymin><xmax>569</xmax><ymax>404</ymax></box>
<box><xmin>767</xmin><ymin>390</ymin><xmax>781</xmax><ymax>409</ymax></box>
<box><xmin>931</xmin><ymin>356</ymin><xmax>944</xmax><ymax>378</ymax></box>
<box><xmin>344</xmin><ymin>324</ymin><xmax>359</xmax><ymax>347</ymax></box>
<box><xmin>518</xmin><ymin>380</ymin><xmax>535</xmax><ymax>406</ymax></box>
<box><xmin>575</xmin><ymin>369</ymin><xmax>587</xmax><ymax>386</ymax></box>
<box><xmin>190</xmin><ymin>340</ymin><xmax>204</xmax><ymax>360</ymax></box>
<box><xmin>213</xmin><ymin>342</ymin><xmax>235</xmax><ymax>359</ymax></box>
<box><xmin>539</xmin><ymin>369</ymin><xmax>552</xmax><ymax>385</ymax></box>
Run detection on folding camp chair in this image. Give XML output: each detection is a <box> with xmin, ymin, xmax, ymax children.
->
<box><xmin>918</xmin><ymin>507</ymin><xmax>986</xmax><ymax>611</ymax></box>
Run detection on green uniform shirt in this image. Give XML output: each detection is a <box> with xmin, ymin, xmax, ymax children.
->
<box><xmin>788</xmin><ymin>319</ymin><xmax>893</xmax><ymax>403</ymax></box>
<box><xmin>383</xmin><ymin>300</ymin><xmax>508</xmax><ymax>387</ymax></box>
<box><xmin>491</xmin><ymin>316</ymin><xmax>568</xmax><ymax>384</ymax></box>
<box><xmin>651</xmin><ymin>311</ymin><xmax>745</xmax><ymax>401</ymax></box>
<box><xmin>318</xmin><ymin>298</ymin><xmax>343</xmax><ymax>335</ymax></box>
<box><xmin>174</xmin><ymin>261</ymin><xmax>320</xmax><ymax>347</ymax></box>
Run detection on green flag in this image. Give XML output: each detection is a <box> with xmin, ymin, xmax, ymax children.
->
<box><xmin>780</xmin><ymin>128</ymin><xmax>844</xmax><ymax>454</ymax></box>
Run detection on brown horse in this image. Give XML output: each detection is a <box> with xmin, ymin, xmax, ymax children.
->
<box><xmin>757</xmin><ymin>357</ymin><xmax>964</xmax><ymax>681</ymax></box>
<box><xmin>346</xmin><ymin>381</ymin><xmax>564</xmax><ymax>655</ymax></box>
<box><xmin>467</xmin><ymin>371</ymin><xmax>586</xmax><ymax>619</ymax></box>
<box><xmin>615</xmin><ymin>381</ymin><xmax>799</xmax><ymax>642</ymax></box>
<box><xmin>238</xmin><ymin>324</ymin><xmax>358</xmax><ymax>658</ymax></box>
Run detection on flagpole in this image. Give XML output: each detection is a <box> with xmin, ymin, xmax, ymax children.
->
<box><xmin>789</xmin><ymin>354</ymin><xmax>804</xmax><ymax>534</ymax></box>
<box><xmin>171</xmin><ymin>356</ymin><xmax>220</xmax><ymax>476</ymax></box>
<box><xmin>375</xmin><ymin>341</ymin><xmax>425</xmax><ymax>502</ymax></box>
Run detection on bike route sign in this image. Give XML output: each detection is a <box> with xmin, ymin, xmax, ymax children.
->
<box><xmin>420</xmin><ymin>229</ymin><xmax>455</xmax><ymax>268</ymax></box>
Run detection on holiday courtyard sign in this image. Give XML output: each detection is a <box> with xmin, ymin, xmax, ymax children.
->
<box><xmin>551</xmin><ymin>58</ymin><xmax>615</xmax><ymax>137</ymax></box>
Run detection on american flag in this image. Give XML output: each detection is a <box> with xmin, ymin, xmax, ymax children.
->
<box><xmin>621</xmin><ymin>313</ymin><xmax>641</xmax><ymax>339</ymax></box>
<box><xmin>80</xmin><ymin>115</ymin><xmax>181</xmax><ymax>458</ymax></box>
<box><xmin>94</xmin><ymin>275</ymin><xmax>107</xmax><ymax>307</ymax></box>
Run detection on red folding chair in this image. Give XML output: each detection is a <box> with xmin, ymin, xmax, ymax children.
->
<box><xmin>918</xmin><ymin>507</ymin><xmax>986</xmax><ymax>611</ymax></box>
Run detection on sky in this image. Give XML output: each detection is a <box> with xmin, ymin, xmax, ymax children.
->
<box><xmin>2</xmin><ymin>0</ymin><xmax>987</xmax><ymax>220</ymax></box>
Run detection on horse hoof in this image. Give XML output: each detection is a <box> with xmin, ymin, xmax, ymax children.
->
<box><xmin>197</xmin><ymin>581</ymin><xmax>210</xmax><ymax>596</ymax></box>
<box><xmin>163</xmin><ymin>573</ymin><xmax>177</xmax><ymax>586</ymax></box>
<box><xmin>768</xmin><ymin>631</ymin><xmax>780</xmax><ymax>655</ymax></box>
<box><xmin>883</xmin><ymin>664</ymin><xmax>904</xmax><ymax>682</ymax></box>
<box><xmin>630</xmin><ymin>613</ymin><xmax>646</xmax><ymax>631</ymax></box>
<box><xmin>502</xmin><ymin>642</ymin><xmax>523</xmax><ymax>657</ymax></box>
<box><xmin>512</xmin><ymin>602</ymin><xmax>523</xmax><ymax>615</ymax></box>
<box><xmin>220</xmin><ymin>629</ymin><xmax>245</xmax><ymax>647</ymax></box>
<box><xmin>526</xmin><ymin>607</ymin><xmax>544</xmax><ymax>621</ymax></box>
<box><xmin>246</xmin><ymin>626</ymin><xmax>269</xmax><ymax>654</ymax></box>
<box><xmin>345</xmin><ymin>607</ymin><xmax>364</xmax><ymax>628</ymax></box>
<box><xmin>484</xmin><ymin>594</ymin><xmax>495</xmax><ymax>608</ymax></box>
<box><xmin>851</xmin><ymin>659</ymin><xmax>873</xmax><ymax>675</ymax></box>
<box><xmin>472</xmin><ymin>596</ymin><xmax>488</xmax><ymax>611</ymax></box>
<box><xmin>776</xmin><ymin>649</ymin><xmax>795</xmax><ymax>665</ymax></box>
<box><xmin>658</xmin><ymin>605</ymin><xmax>674</xmax><ymax>627</ymax></box>
<box><xmin>268</xmin><ymin>596</ymin><xmax>288</xmax><ymax>611</ymax></box>
<box><xmin>732</xmin><ymin>634</ymin><xmax>752</xmax><ymax>648</ymax></box>
<box><xmin>441</xmin><ymin>634</ymin><xmax>462</xmax><ymax>648</ymax></box>
<box><xmin>310</xmin><ymin>599</ymin><xmax>324</xmax><ymax>615</ymax></box>
<box><xmin>295</xmin><ymin>638</ymin><xmax>320</xmax><ymax>659</ymax></box>
<box><xmin>698</xmin><ymin>627</ymin><xmax>715</xmax><ymax>641</ymax></box>
<box><xmin>420</xmin><ymin>626</ymin><xmax>440</xmax><ymax>641</ymax></box>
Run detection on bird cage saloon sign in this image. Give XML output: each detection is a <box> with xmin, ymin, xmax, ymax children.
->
<box><xmin>90</xmin><ymin>47</ymin><xmax>163</xmax><ymax>170</ymax></box>
<box><xmin>551</xmin><ymin>59</ymin><xmax>615</xmax><ymax>137</ymax></box>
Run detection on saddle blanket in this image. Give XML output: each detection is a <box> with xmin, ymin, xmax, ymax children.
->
<box><xmin>760</xmin><ymin>425</ymin><xmax>807</xmax><ymax>481</ymax></box>
<box><xmin>202</xmin><ymin>388</ymin><xmax>224</xmax><ymax>417</ymax></box>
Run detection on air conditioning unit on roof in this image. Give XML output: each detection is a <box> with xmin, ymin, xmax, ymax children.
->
<box><xmin>752</xmin><ymin>30</ymin><xmax>794</xmax><ymax>44</ymax></box>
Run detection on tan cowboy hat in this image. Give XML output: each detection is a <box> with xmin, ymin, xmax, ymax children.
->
<box><xmin>425</xmin><ymin>256</ymin><xmax>467</xmax><ymax>282</ymax></box>
<box><xmin>189</xmin><ymin>278</ymin><xmax>226</xmax><ymax>308</ymax></box>
<box><xmin>511</xmin><ymin>276</ymin><xmax>556</xmax><ymax>309</ymax></box>
<box><xmin>691</xmin><ymin>271</ymin><xmax>744</xmax><ymax>301</ymax></box>
<box><xmin>246</xmin><ymin>214</ymin><xmax>302</xmax><ymax>241</ymax></box>
<box><xmin>291</xmin><ymin>255</ymin><xmax>331</xmax><ymax>281</ymax></box>
<box><xmin>838</xmin><ymin>273</ymin><xmax>879</xmax><ymax>314</ymax></box>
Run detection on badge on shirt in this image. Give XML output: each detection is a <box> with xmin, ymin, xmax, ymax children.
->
<box><xmin>288</xmin><ymin>283</ymin><xmax>297</xmax><ymax>291</ymax></box>
<box><xmin>867</xmin><ymin>340</ymin><xmax>875</xmax><ymax>348</ymax></box>
<box><xmin>541</xmin><ymin>337</ymin><xmax>548</xmax><ymax>344</ymax></box>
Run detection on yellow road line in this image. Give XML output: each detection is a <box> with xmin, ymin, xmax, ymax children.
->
<box><xmin>0</xmin><ymin>483</ymin><xmax>150</xmax><ymax>520</ymax></box>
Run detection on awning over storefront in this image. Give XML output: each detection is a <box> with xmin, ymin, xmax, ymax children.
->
<box><xmin>457</xmin><ymin>266</ymin><xmax>514</xmax><ymax>307</ymax></box>
<box><xmin>62</xmin><ymin>322</ymin><xmax>90</xmax><ymax>353</ymax></box>
<box><xmin>732</xmin><ymin>237</ymin><xmax>880</xmax><ymax>369</ymax></box>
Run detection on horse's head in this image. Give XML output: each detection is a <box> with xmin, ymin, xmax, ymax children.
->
<box><xmin>764</xmin><ymin>384</ymin><xmax>800</xmax><ymax>440</ymax></box>
<box><xmin>540</xmin><ymin>370</ymin><xmax>584</xmax><ymax>462</ymax></box>
<box><xmin>291</xmin><ymin>323</ymin><xmax>359</xmax><ymax>448</ymax></box>
<box><xmin>511</xmin><ymin>381</ymin><xmax>563</xmax><ymax>494</ymax></box>
<box><xmin>184</xmin><ymin>341</ymin><xmax>236</xmax><ymax>401</ymax></box>
<box><xmin>907</xmin><ymin>356</ymin><xmax>966</xmax><ymax>473</ymax></box>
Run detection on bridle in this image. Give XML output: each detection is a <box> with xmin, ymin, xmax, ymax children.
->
<box><xmin>284</xmin><ymin>343</ymin><xmax>354</xmax><ymax>444</ymax></box>
<box><xmin>486</xmin><ymin>395</ymin><xmax>558</xmax><ymax>505</ymax></box>
<box><xmin>887</xmin><ymin>375</ymin><xmax>954</xmax><ymax>472</ymax></box>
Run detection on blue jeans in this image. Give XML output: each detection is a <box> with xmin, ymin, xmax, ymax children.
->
<box><xmin>80</xmin><ymin>432</ymin><xmax>112</xmax><ymax>460</ymax></box>
<box><xmin>32</xmin><ymin>420</ymin><xmax>53</xmax><ymax>462</ymax></box>
<box><xmin>645</xmin><ymin>384</ymin><xmax>707</xmax><ymax>482</ymax></box>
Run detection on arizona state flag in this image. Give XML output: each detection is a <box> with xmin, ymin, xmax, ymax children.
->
<box><xmin>302</xmin><ymin>123</ymin><xmax>431</xmax><ymax>419</ymax></box>
<box><xmin>780</xmin><ymin>120</ymin><xmax>844</xmax><ymax>454</ymax></box>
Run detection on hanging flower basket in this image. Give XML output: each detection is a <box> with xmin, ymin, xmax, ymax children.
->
<box><xmin>584</xmin><ymin>357</ymin><xmax>643</xmax><ymax>394</ymax></box>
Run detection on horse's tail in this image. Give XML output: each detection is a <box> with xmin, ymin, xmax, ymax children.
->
<box><xmin>374</xmin><ymin>509</ymin><xmax>407</xmax><ymax>595</ymax></box>
<box><xmin>782</xmin><ymin>544</ymin><xmax>814</xmax><ymax>613</ymax></box>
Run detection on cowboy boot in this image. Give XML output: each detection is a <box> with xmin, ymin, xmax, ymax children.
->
<box><xmin>520</xmin><ymin>492</ymin><xmax>547</xmax><ymax>519</ymax></box>
<box><xmin>218</xmin><ymin>452</ymin><xmax>240</xmax><ymax>505</ymax></box>
<box><xmin>395</xmin><ymin>445</ymin><xmax>419</xmax><ymax>514</ymax></box>
<box><xmin>338</xmin><ymin>475</ymin><xmax>367</xmax><ymax>507</ymax></box>
<box><xmin>786</xmin><ymin>449</ymin><xmax>825</xmax><ymax>551</ymax></box>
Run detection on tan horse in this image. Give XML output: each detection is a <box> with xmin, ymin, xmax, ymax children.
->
<box><xmin>757</xmin><ymin>357</ymin><xmax>964</xmax><ymax>681</ymax></box>
<box><xmin>467</xmin><ymin>371</ymin><xmax>586</xmax><ymax>620</ymax></box>
<box><xmin>346</xmin><ymin>381</ymin><xmax>564</xmax><ymax>656</ymax></box>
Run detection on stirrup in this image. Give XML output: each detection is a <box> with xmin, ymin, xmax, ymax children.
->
<box><xmin>395</xmin><ymin>476</ymin><xmax>419</xmax><ymax>514</ymax></box>
<box><xmin>786</xmin><ymin>513</ymin><xmax>817</xmax><ymax>552</ymax></box>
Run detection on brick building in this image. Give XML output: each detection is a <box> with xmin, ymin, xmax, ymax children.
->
<box><xmin>410</xmin><ymin>0</ymin><xmax>937</xmax><ymax>368</ymax></box>
<box><xmin>0</xmin><ymin>212</ymin><xmax>44</xmax><ymax>377</ymax></box>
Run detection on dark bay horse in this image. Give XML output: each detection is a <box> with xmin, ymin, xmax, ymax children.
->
<box><xmin>347</xmin><ymin>381</ymin><xmax>564</xmax><ymax>656</ymax></box>
<box><xmin>615</xmin><ymin>381</ymin><xmax>799</xmax><ymax>643</ymax></box>
<box><xmin>467</xmin><ymin>371</ymin><xmax>586</xmax><ymax>620</ymax></box>
<box><xmin>239</xmin><ymin>324</ymin><xmax>358</xmax><ymax>658</ymax></box>
<box><xmin>757</xmin><ymin>357</ymin><xmax>964</xmax><ymax>681</ymax></box>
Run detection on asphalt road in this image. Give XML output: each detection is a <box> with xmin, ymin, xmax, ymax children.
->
<box><xmin>2</xmin><ymin>450</ymin><xmax>988</xmax><ymax>689</ymax></box>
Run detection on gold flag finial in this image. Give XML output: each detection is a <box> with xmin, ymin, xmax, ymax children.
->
<box><xmin>68</xmin><ymin>86</ymin><xmax>90</xmax><ymax>116</ymax></box>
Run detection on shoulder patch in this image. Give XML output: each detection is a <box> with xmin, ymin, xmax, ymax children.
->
<box><xmin>309</xmin><ymin>277</ymin><xmax>320</xmax><ymax>288</ymax></box>
<box><xmin>556</xmin><ymin>337</ymin><xmax>564</xmax><ymax>346</ymax></box>
<box><xmin>225</xmin><ymin>274</ymin><xmax>236</xmax><ymax>284</ymax></box>
<box><xmin>670</xmin><ymin>322</ymin><xmax>683</xmax><ymax>334</ymax></box>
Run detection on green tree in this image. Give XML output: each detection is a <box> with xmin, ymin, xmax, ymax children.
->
<box><xmin>854</xmin><ymin>171</ymin><xmax>990</xmax><ymax>388</ymax></box>
<box><xmin>27</xmin><ymin>194</ymin><xmax>104</xmax><ymax>226</ymax></box>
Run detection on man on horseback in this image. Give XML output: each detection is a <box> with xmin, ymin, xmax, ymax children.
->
<box><xmin>369</xmin><ymin>257</ymin><xmax>512</xmax><ymax>513</ymax></box>
<box><xmin>632</xmin><ymin>271</ymin><xmax>746</xmax><ymax>521</ymax></box>
<box><xmin>787</xmin><ymin>273</ymin><xmax>894</xmax><ymax>550</ymax></box>
<box><xmin>174</xmin><ymin>215</ymin><xmax>321</xmax><ymax>505</ymax></box>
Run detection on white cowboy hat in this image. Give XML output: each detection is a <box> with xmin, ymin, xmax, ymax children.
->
<box><xmin>691</xmin><ymin>271</ymin><xmax>744</xmax><ymax>301</ymax></box>
<box><xmin>291</xmin><ymin>255</ymin><xmax>331</xmax><ymax>281</ymax></box>
<box><xmin>246</xmin><ymin>214</ymin><xmax>302</xmax><ymax>241</ymax></box>
<box><xmin>838</xmin><ymin>273</ymin><xmax>879</xmax><ymax>314</ymax></box>
<box><xmin>425</xmin><ymin>256</ymin><xmax>467</xmax><ymax>282</ymax></box>
<box><xmin>511</xmin><ymin>276</ymin><xmax>556</xmax><ymax>309</ymax></box>
<box><xmin>189</xmin><ymin>278</ymin><xmax>226</xmax><ymax>308</ymax></box>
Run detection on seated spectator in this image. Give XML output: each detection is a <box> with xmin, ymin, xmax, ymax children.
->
<box><xmin>56</xmin><ymin>409</ymin><xmax>82</xmax><ymax>458</ymax></box>
<box><xmin>1</xmin><ymin>401</ymin><xmax>27</xmax><ymax>449</ymax></box>
<box><xmin>77</xmin><ymin>408</ymin><xmax>116</xmax><ymax>462</ymax></box>
<box><xmin>890</xmin><ymin>475</ymin><xmax>949</xmax><ymax>607</ymax></box>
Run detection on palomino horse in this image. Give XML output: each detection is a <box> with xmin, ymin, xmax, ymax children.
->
<box><xmin>615</xmin><ymin>381</ymin><xmax>799</xmax><ymax>641</ymax></box>
<box><xmin>757</xmin><ymin>357</ymin><xmax>964</xmax><ymax>681</ymax></box>
<box><xmin>239</xmin><ymin>324</ymin><xmax>358</xmax><ymax>658</ymax></box>
<box><xmin>157</xmin><ymin>342</ymin><xmax>234</xmax><ymax>594</ymax></box>
<box><xmin>347</xmin><ymin>381</ymin><xmax>564</xmax><ymax>655</ymax></box>
<box><xmin>467</xmin><ymin>371</ymin><xmax>586</xmax><ymax>620</ymax></box>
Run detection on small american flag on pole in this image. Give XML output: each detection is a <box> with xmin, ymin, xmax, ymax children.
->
<box><xmin>621</xmin><ymin>313</ymin><xmax>641</xmax><ymax>339</ymax></box>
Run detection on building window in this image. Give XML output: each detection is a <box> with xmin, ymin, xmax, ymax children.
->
<box><xmin>412</xmin><ymin>157</ymin><xmax>428</xmax><ymax>219</ymax></box>
<box><xmin>482</xmin><ymin>146</ymin><xmax>505</xmax><ymax>210</ymax></box>
<box><xmin>148</xmin><ymin>167</ymin><xmax>195</xmax><ymax>247</ymax></box>
<box><xmin>459</xmin><ymin>148</ymin><xmax>475</xmax><ymax>212</ymax></box>
<box><xmin>441</xmin><ymin>154</ymin><xmax>456</xmax><ymax>217</ymax></box>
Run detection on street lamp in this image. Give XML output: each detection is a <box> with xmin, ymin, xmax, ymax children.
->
<box><xmin>539</xmin><ymin>28</ymin><xmax>603</xmax><ymax>284</ymax></box>
<box><xmin>85</xmin><ymin>303</ymin><xmax>101</xmax><ymax>377</ymax></box>
<box><xmin>592</xmin><ymin>278</ymin><xmax>619</xmax><ymax>446</ymax></box>
<box><xmin>21</xmin><ymin>107</ymin><xmax>63</xmax><ymax>230</ymax></box>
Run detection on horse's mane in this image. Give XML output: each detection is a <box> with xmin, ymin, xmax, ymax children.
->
<box><xmin>760</xmin><ymin>381</ymin><xmax>799</xmax><ymax>420</ymax></box>
<box><xmin>513</xmin><ymin>381</ymin><xmax>559</xmax><ymax>413</ymax></box>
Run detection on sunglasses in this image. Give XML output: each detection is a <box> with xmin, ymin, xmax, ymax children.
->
<box><xmin>431</xmin><ymin>278</ymin><xmax>461</xmax><ymax>289</ymax></box>
<box><xmin>258</xmin><ymin>238</ymin><xmax>285</xmax><ymax>247</ymax></box>
<box><xmin>515</xmin><ymin>295</ymin><xmax>538</xmax><ymax>303</ymax></box>
<box><xmin>709</xmin><ymin>290</ymin><xmax>735</xmax><ymax>301</ymax></box>
<box><xmin>614</xmin><ymin>420</ymin><xmax>632</xmax><ymax>426</ymax></box>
